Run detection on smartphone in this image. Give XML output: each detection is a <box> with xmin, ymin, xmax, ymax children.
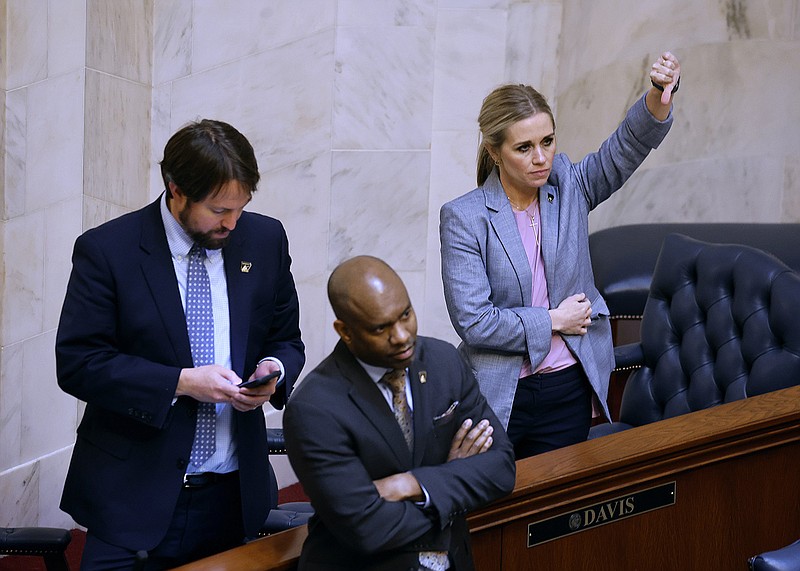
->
<box><xmin>239</xmin><ymin>370</ymin><xmax>280</xmax><ymax>389</ymax></box>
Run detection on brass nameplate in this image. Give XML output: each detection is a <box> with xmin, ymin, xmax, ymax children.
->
<box><xmin>527</xmin><ymin>481</ymin><xmax>676</xmax><ymax>547</ymax></box>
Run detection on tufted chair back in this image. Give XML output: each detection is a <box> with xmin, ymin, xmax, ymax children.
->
<box><xmin>616</xmin><ymin>233</ymin><xmax>800</xmax><ymax>428</ymax></box>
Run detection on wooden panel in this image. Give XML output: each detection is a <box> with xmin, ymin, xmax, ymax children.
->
<box><xmin>468</xmin><ymin>385</ymin><xmax>800</xmax><ymax>571</ymax></box>
<box><xmin>176</xmin><ymin>386</ymin><xmax>800</xmax><ymax>570</ymax></box>
<box><xmin>170</xmin><ymin>526</ymin><xmax>305</xmax><ymax>571</ymax></box>
<box><xmin>489</xmin><ymin>445</ymin><xmax>800</xmax><ymax>570</ymax></box>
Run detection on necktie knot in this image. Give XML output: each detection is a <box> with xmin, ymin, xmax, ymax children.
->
<box><xmin>381</xmin><ymin>369</ymin><xmax>406</xmax><ymax>394</ymax></box>
<box><xmin>189</xmin><ymin>243</ymin><xmax>206</xmax><ymax>260</ymax></box>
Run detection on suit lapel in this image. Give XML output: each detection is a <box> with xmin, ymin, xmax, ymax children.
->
<box><xmin>223</xmin><ymin>231</ymin><xmax>250</xmax><ymax>377</ymax></box>
<box><xmin>334</xmin><ymin>343</ymin><xmax>413</xmax><ymax>467</ymax></box>
<box><xmin>408</xmin><ymin>341</ymin><xmax>432</xmax><ymax>466</ymax></box>
<box><xmin>538</xmin><ymin>184</ymin><xmax>559</xmax><ymax>290</ymax></box>
<box><xmin>139</xmin><ymin>199</ymin><xmax>194</xmax><ymax>367</ymax></box>
<box><xmin>484</xmin><ymin>171</ymin><xmax>533</xmax><ymax>306</ymax></box>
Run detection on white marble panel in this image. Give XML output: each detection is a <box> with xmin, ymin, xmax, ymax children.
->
<box><xmin>293</xmin><ymin>273</ymin><xmax>334</xmax><ymax>384</ymax></box>
<box><xmin>86</xmin><ymin>0</ymin><xmax>152</xmax><ymax>83</ymax></box>
<box><xmin>396</xmin><ymin>269</ymin><xmax>425</xmax><ymax>332</ymax></box>
<box><xmin>191</xmin><ymin>0</ymin><xmax>335</xmax><ymax>72</ymax></box>
<box><xmin>37</xmin><ymin>447</ymin><xmax>76</xmax><ymax>528</ymax></box>
<box><xmin>560</xmin><ymin>40</ymin><xmax>800</xmax><ymax>172</ymax></box>
<box><xmin>26</xmin><ymin>70</ymin><xmax>85</xmax><ymax>212</ymax></box>
<box><xmin>329</xmin><ymin>150</ymin><xmax>430</xmax><ymax>271</ymax></box>
<box><xmin>84</xmin><ymin>70</ymin><xmax>151</xmax><ymax>209</ymax></box>
<box><xmin>3</xmin><ymin>88</ymin><xmax>27</xmax><ymax>219</ymax></box>
<box><xmin>337</xmin><ymin>0</ymin><xmax>435</xmax><ymax>27</ymax></box>
<box><xmin>82</xmin><ymin>196</ymin><xmax>134</xmax><ymax>233</ymax></box>
<box><xmin>423</xmin><ymin>130</ymin><xmax>476</xmax><ymax>345</ymax></box>
<box><xmin>169</xmin><ymin>32</ymin><xmax>335</xmax><ymax>173</ymax></box>
<box><xmin>782</xmin><ymin>155</ymin><xmax>800</xmax><ymax>222</ymax></box>
<box><xmin>44</xmin><ymin>197</ymin><xmax>83</xmax><ymax>331</ymax></box>
<box><xmin>252</xmin><ymin>153</ymin><xmax>332</xmax><ymax>284</ymax></box>
<box><xmin>150</xmin><ymin>84</ymin><xmax>173</xmax><ymax>201</ymax></box>
<box><xmin>429</xmin><ymin>130</ymin><xmax>479</xmax><ymax>210</ymax></box>
<box><xmin>21</xmin><ymin>331</ymin><xmax>76</xmax><ymax>463</ymax></box>
<box><xmin>4</xmin><ymin>0</ymin><xmax>47</xmax><ymax>90</ymax></box>
<box><xmin>432</xmin><ymin>9</ymin><xmax>507</xmax><ymax>131</ymax></box>
<box><xmin>0</xmin><ymin>342</ymin><xmax>24</xmax><ymax>471</ymax></box>
<box><xmin>558</xmin><ymin>0</ymin><xmax>795</xmax><ymax>88</ymax></box>
<box><xmin>506</xmin><ymin>1</ymin><xmax>561</xmax><ymax>103</ymax></box>
<box><xmin>554</xmin><ymin>56</ymin><xmax>649</xmax><ymax>163</ymax></box>
<box><xmin>2</xmin><ymin>212</ymin><xmax>45</xmax><ymax>346</ymax></box>
<box><xmin>153</xmin><ymin>0</ymin><xmax>192</xmax><ymax>85</ymax></box>
<box><xmin>589</xmin><ymin>155</ymin><xmax>786</xmax><ymax>232</ymax></box>
<box><xmin>251</xmin><ymin>152</ymin><xmax>333</xmax><ymax>378</ymax></box>
<box><xmin>439</xmin><ymin>0</ymin><xmax>508</xmax><ymax>9</ymax></box>
<box><xmin>333</xmin><ymin>26</ymin><xmax>434</xmax><ymax>150</ymax></box>
<box><xmin>0</xmin><ymin>460</ymin><xmax>39</xmax><ymax>527</ymax></box>
<box><xmin>48</xmin><ymin>0</ymin><xmax>87</xmax><ymax>77</ymax></box>
<box><xmin>657</xmin><ymin>41</ymin><xmax>800</xmax><ymax>165</ymax></box>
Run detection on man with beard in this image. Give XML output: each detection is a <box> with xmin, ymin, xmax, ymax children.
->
<box><xmin>284</xmin><ymin>256</ymin><xmax>515</xmax><ymax>570</ymax></box>
<box><xmin>56</xmin><ymin>119</ymin><xmax>305</xmax><ymax>569</ymax></box>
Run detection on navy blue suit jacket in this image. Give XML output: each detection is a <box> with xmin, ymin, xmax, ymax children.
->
<box><xmin>56</xmin><ymin>197</ymin><xmax>304</xmax><ymax>549</ymax></box>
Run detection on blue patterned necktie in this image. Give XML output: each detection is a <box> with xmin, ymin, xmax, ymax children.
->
<box><xmin>186</xmin><ymin>244</ymin><xmax>216</xmax><ymax>467</ymax></box>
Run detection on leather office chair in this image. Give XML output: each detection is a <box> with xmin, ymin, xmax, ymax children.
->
<box><xmin>590</xmin><ymin>233</ymin><xmax>800</xmax><ymax>438</ymax></box>
<box><xmin>0</xmin><ymin>527</ymin><xmax>71</xmax><ymax>571</ymax></box>
<box><xmin>749</xmin><ymin>539</ymin><xmax>800</xmax><ymax>571</ymax></box>
<box><xmin>258</xmin><ymin>427</ymin><xmax>314</xmax><ymax>536</ymax></box>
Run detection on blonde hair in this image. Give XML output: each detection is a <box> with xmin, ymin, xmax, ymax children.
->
<box><xmin>476</xmin><ymin>84</ymin><xmax>555</xmax><ymax>186</ymax></box>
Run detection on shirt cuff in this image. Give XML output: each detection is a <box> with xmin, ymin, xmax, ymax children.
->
<box><xmin>257</xmin><ymin>357</ymin><xmax>286</xmax><ymax>387</ymax></box>
<box><xmin>415</xmin><ymin>482</ymin><xmax>432</xmax><ymax>509</ymax></box>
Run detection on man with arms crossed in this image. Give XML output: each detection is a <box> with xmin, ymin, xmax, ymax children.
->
<box><xmin>284</xmin><ymin>255</ymin><xmax>515</xmax><ymax>570</ymax></box>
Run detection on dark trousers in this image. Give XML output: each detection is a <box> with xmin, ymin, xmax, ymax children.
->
<box><xmin>80</xmin><ymin>472</ymin><xmax>244</xmax><ymax>571</ymax></box>
<box><xmin>506</xmin><ymin>363</ymin><xmax>593</xmax><ymax>460</ymax></box>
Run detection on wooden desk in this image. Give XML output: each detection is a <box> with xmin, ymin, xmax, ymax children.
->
<box><xmin>470</xmin><ymin>385</ymin><xmax>800</xmax><ymax>570</ymax></box>
<box><xmin>175</xmin><ymin>385</ymin><xmax>800</xmax><ymax>570</ymax></box>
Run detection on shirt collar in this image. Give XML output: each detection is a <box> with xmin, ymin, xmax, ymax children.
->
<box><xmin>160</xmin><ymin>193</ymin><xmax>222</xmax><ymax>262</ymax></box>
<box><xmin>357</xmin><ymin>358</ymin><xmax>405</xmax><ymax>386</ymax></box>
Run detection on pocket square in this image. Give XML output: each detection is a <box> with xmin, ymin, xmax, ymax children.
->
<box><xmin>433</xmin><ymin>400</ymin><xmax>459</xmax><ymax>425</ymax></box>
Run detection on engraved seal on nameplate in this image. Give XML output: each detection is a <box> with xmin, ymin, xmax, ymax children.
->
<box><xmin>527</xmin><ymin>482</ymin><xmax>676</xmax><ymax>547</ymax></box>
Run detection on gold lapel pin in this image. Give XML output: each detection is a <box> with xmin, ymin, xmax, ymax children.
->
<box><xmin>418</xmin><ymin>371</ymin><xmax>427</xmax><ymax>384</ymax></box>
<box><xmin>240</xmin><ymin>261</ymin><xmax>252</xmax><ymax>273</ymax></box>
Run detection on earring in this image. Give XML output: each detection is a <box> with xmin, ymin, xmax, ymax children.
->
<box><xmin>494</xmin><ymin>159</ymin><xmax>501</xmax><ymax>166</ymax></box>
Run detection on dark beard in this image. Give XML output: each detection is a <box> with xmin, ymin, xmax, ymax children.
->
<box><xmin>178</xmin><ymin>206</ymin><xmax>230</xmax><ymax>250</ymax></box>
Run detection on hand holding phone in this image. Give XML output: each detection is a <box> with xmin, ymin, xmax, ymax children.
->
<box><xmin>239</xmin><ymin>370</ymin><xmax>280</xmax><ymax>389</ymax></box>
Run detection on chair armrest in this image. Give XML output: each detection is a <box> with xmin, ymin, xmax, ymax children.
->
<box><xmin>614</xmin><ymin>342</ymin><xmax>644</xmax><ymax>371</ymax></box>
<box><xmin>588</xmin><ymin>422</ymin><xmax>635</xmax><ymax>439</ymax></box>
<box><xmin>267</xmin><ymin>427</ymin><xmax>287</xmax><ymax>454</ymax></box>
<box><xmin>749</xmin><ymin>538</ymin><xmax>800</xmax><ymax>570</ymax></box>
<box><xmin>0</xmin><ymin>527</ymin><xmax>71</xmax><ymax>555</ymax></box>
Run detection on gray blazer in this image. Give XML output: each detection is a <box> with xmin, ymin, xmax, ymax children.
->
<box><xmin>439</xmin><ymin>93</ymin><xmax>672</xmax><ymax>428</ymax></box>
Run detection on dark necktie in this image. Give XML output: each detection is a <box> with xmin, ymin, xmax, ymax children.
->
<box><xmin>381</xmin><ymin>369</ymin><xmax>449</xmax><ymax>570</ymax></box>
<box><xmin>186</xmin><ymin>244</ymin><xmax>216</xmax><ymax>467</ymax></box>
<box><xmin>381</xmin><ymin>369</ymin><xmax>413</xmax><ymax>450</ymax></box>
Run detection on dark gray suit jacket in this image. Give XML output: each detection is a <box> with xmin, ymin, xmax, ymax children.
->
<box><xmin>284</xmin><ymin>336</ymin><xmax>515</xmax><ymax>571</ymax></box>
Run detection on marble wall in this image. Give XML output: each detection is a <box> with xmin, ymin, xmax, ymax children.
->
<box><xmin>1</xmin><ymin>0</ymin><xmax>798</xmax><ymax>530</ymax></box>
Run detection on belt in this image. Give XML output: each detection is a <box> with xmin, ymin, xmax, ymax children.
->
<box><xmin>182</xmin><ymin>471</ymin><xmax>238</xmax><ymax>488</ymax></box>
